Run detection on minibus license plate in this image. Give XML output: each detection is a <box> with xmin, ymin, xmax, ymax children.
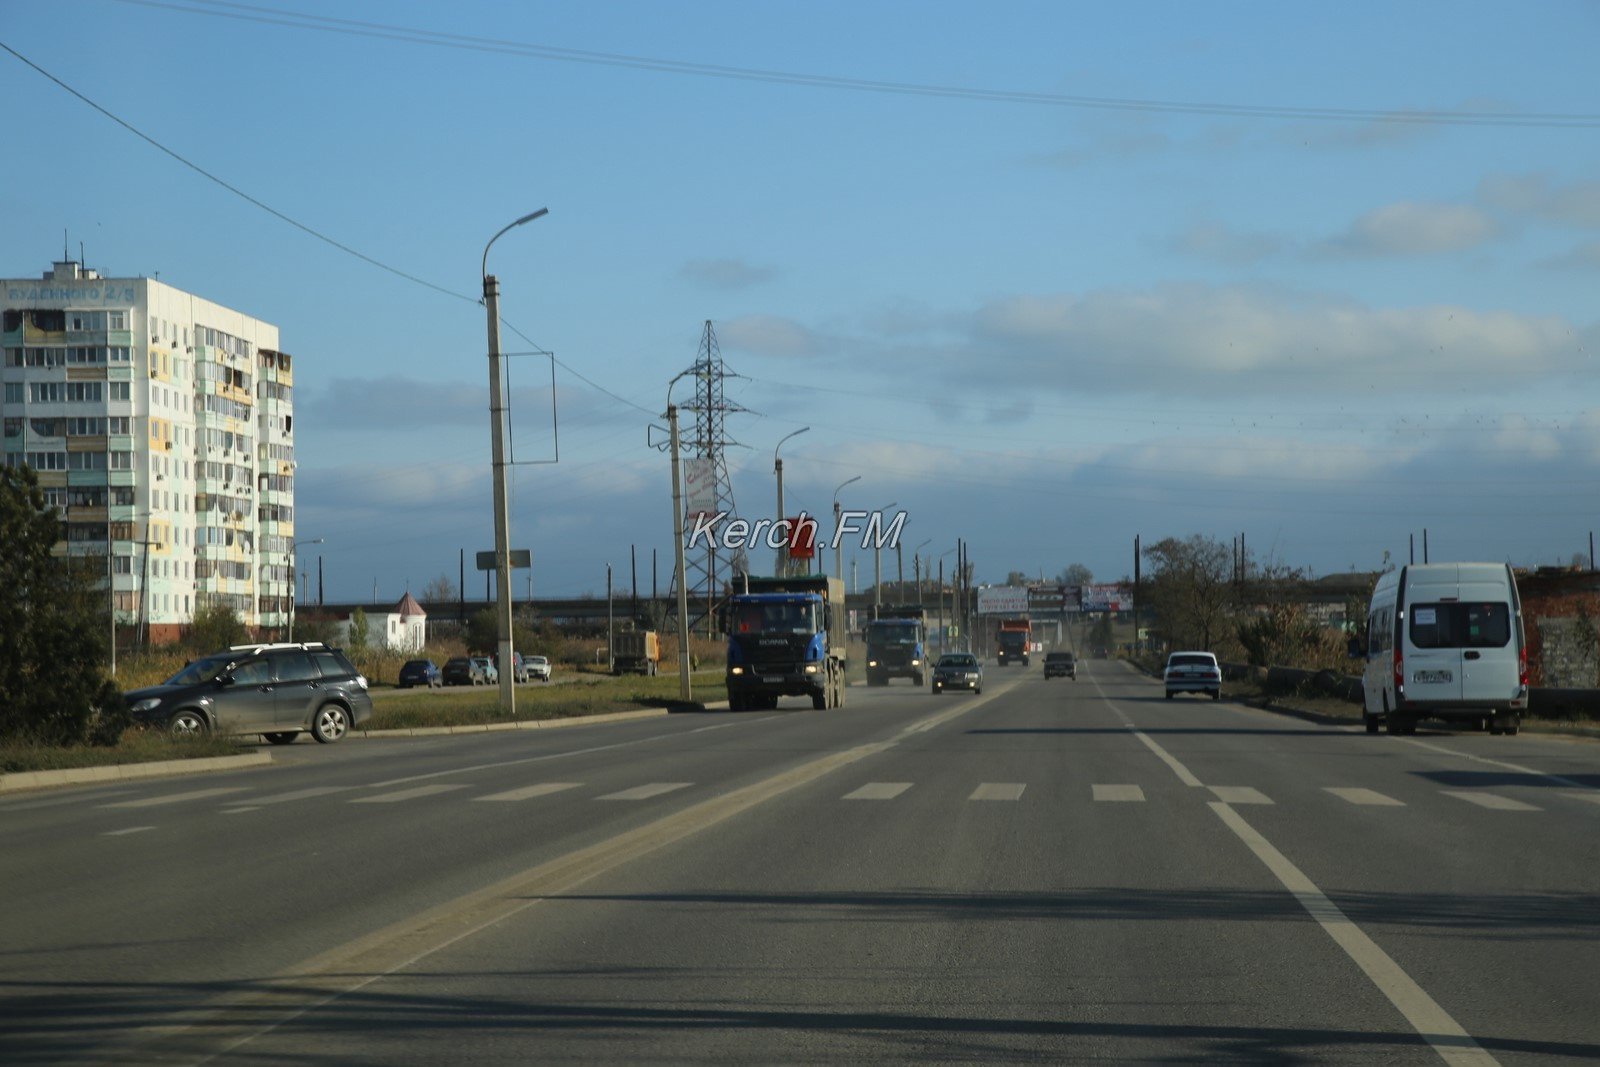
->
<box><xmin>1414</xmin><ymin>669</ymin><xmax>1452</xmax><ymax>684</ymax></box>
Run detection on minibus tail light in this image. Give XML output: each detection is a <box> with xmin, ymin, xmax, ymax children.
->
<box><xmin>1519</xmin><ymin>644</ymin><xmax>1529</xmax><ymax>690</ymax></box>
<box><xmin>1393</xmin><ymin>643</ymin><xmax>1404</xmax><ymax>695</ymax></box>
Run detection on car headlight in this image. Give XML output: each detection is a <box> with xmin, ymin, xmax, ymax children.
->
<box><xmin>731</xmin><ymin>666</ymin><xmax>744</xmax><ymax>676</ymax></box>
<box><xmin>130</xmin><ymin>697</ymin><xmax>161</xmax><ymax>713</ymax></box>
<box><xmin>357</xmin><ymin>676</ymin><xmax>369</xmax><ymax>690</ymax></box>
<box><xmin>868</xmin><ymin>660</ymin><xmax>878</xmax><ymax>667</ymax></box>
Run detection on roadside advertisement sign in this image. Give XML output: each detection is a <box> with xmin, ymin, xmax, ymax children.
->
<box><xmin>1080</xmin><ymin>583</ymin><xmax>1133</xmax><ymax>612</ymax></box>
<box><xmin>683</xmin><ymin>458</ymin><xmax>717</xmax><ymax>518</ymax></box>
<box><xmin>786</xmin><ymin>515</ymin><xmax>816</xmax><ymax>559</ymax></box>
<box><xmin>977</xmin><ymin>586</ymin><xmax>1030</xmax><ymax>615</ymax></box>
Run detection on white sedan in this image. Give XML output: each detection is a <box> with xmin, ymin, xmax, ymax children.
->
<box><xmin>1164</xmin><ymin>651</ymin><xmax>1222</xmax><ymax>700</ymax></box>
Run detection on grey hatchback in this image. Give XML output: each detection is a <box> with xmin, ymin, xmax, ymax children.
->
<box><xmin>126</xmin><ymin>642</ymin><xmax>373</xmax><ymax>744</ymax></box>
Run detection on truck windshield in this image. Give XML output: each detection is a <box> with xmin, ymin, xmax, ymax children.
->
<box><xmin>731</xmin><ymin>601</ymin><xmax>818</xmax><ymax>635</ymax></box>
<box><xmin>869</xmin><ymin>623</ymin><xmax>919</xmax><ymax>644</ymax></box>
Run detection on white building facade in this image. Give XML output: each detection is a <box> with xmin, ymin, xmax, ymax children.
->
<box><xmin>1</xmin><ymin>260</ymin><xmax>296</xmax><ymax>640</ymax></box>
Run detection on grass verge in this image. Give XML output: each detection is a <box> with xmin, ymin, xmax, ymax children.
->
<box><xmin>362</xmin><ymin>673</ymin><xmax>704</xmax><ymax>731</ymax></box>
<box><xmin>1</xmin><ymin>732</ymin><xmax>250</xmax><ymax>774</ymax></box>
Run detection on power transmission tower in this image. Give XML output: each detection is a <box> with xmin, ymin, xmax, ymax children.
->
<box><xmin>675</xmin><ymin>320</ymin><xmax>747</xmax><ymax>635</ymax></box>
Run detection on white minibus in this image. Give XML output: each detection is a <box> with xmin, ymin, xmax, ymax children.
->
<box><xmin>1355</xmin><ymin>563</ymin><xmax>1528</xmax><ymax>736</ymax></box>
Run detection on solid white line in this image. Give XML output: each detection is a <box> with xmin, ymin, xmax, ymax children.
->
<box><xmin>219</xmin><ymin>807</ymin><xmax>263</xmax><ymax>815</ymax></box>
<box><xmin>842</xmin><ymin>782</ymin><xmax>912</xmax><ymax>800</ymax></box>
<box><xmin>473</xmin><ymin>783</ymin><xmax>581</xmax><ymax>802</ymax></box>
<box><xmin>594</xmin><ymin>782</ymin><xmax>692</xmax><ymax>801</ymax></box>
<box><xmin>1092</xmin><ymin>784</ymin><xmax>1145</xmax><ymax>802</ymax></box>
<box><xmin>1325</xmin><ymin>787</ymin><xmax>1405</xmax><ymax>807</ymax></box>
<box><xmin>350</xmin><ymin>784</ymin><xmax>469</xmax><ymax>804</ymax></box>
<box><xmin>1209</xmin><ymin>802</ymin><xmax>1498</xmax><ymax>1066</ymax></box>
<box><xmin>1565</xmin><ymin>790</ymin><xmax>1600</xmax><ymax>807</ymax></box>
<box><xmin>364</xmin><ymin>731</ymin><xmax>684</xmax><ymax>789</ymax></box>
<box><xmin>1090</xmin><ymin>671</ymin><xmax>1205</xmax><ymax>787</ymax></box>
<box><xmin>969</xmin><ymin>783</ymin><xmax>1025</xmax><ymax>801</ymax></box>
<box><xmin>1441</xmin><ymin>791</ymin><xmax>1539</xmax><ymax>812</ymax></box>
<box><xmin>1209</xmin><ymin>786</ymin><xmax>1274</xmax><ymax>805</ymax></box>
<box><xmin>1403</xmin><ymin>737</ymin><xmax>1595</xmax><ymax>792</ymax></box>
<box><xmin>102</xmin><ymin>825</ymin><xmax>155</xmax><ymax>836</ymax></box>
<box><xmin>103</xmin><ymin>787</ymin><xmax>250</xmax><ymax>809</ymax></box>
<box><xmin>234</xmin><ymin>786</ymin><xmax>354</xmax><ymax>807</ymax></box>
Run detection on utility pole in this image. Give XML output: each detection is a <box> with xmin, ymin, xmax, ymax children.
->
<box><xmin>1423</xmin><ymin>528</ymin><xmax>1430</xmax><ymax>564</ymax></box>
<box><xmin>1133</xmin><ymin>533</ymin><xmax>1141</xmax><ymax>652</ymax></box>
<box><xmin>606</xmin><ymin>563</ymin><xmax>614</xmax><ymax>674</ymax></box>
<box><xmin>774</xmin><ymin>427</ymin><xmax>808</xmax><ymax>578</ymax></box>
<box><xmin>668</xmin><ymin>403</ymin><xmax>692</xmax><ymax>701</ymax></box>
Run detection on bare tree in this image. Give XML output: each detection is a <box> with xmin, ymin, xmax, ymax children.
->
<box><xmin>1058</xmin><ymin>563</ymin><xmax>1093</xmax><ymax>586</ymax></box>
<box><xmin>1142</xmin><ymin>535</ymin><xmax>1238</xmax><ymax>650</ymax></box>
<box><xmin>421</xmin><ymin>574</ymin><xmax>458</xmax><ymax>605</ymax></box>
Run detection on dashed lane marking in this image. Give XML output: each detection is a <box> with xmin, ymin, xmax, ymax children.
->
<box><xmin>103</xmin><ymin>787</ymin><xmax>250</xmax><ymax>809</ymax></box>
<box><xmin>842</xmin><ymin>782</ymin><xmax>912</xmax><ymax>801</ymax></box>
<box><xmin>1325</xmin><ymin>787</ymin><xmax>1405</xmax><ymax>807</ymax></box>
<box><xmin>1209</xmin><ymin>786</ymin><xmax>1274</xmax><ymax>805</ymax></box>
<box><xmin>350</xmin><ymin>784</ymin><xmax>470</xmax><ymax>804</ymax></box>
<box><xmin>968</xmin><ymin>783</ymin><xmax>1025</xmax><ymax>801</ymax></box>
<box><xmin>1092</xmin><ymin>784</ymin><xmax>1146</xmax><ymax>802</ymax></box>
<box><xmin>1441</xmin><ymin>791</ymin><xmax>1539</xmax><ymax>812</ymax></box>
<box><xmin>594</xmin><ymin>782</ymin><xmax>692</xmax><ymax>801</ymax></box>
<box><xmin>474</xmin><ymin>783</ymin><xmax>582</xmax><ymax>802</ymax></box>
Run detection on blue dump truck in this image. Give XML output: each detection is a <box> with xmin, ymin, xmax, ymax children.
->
<box><xmin>865</xmin><ymin>606</ymin><xmax>928</xmax><ymax>687</ymax></box>
<box><xmin>725</xmin><ymin>575</ymin><xmax>847</xmax><ymax>711</ymax></box>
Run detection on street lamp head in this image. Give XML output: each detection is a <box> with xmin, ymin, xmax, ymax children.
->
<box><xmin>775</xmin><ymin>426</ymin><xmax>811</xmax><ymax>464</ymax></box>
<box><xmin>832</xmin><ymin>474</ymin><xmax>861</xmax><ymax>505</ymax></box>
<box><xmin>482</xmin><ymin>207</ymin><xmax>551</xmax><ymax>281</ymax></box>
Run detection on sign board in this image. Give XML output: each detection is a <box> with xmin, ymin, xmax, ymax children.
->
<box><xmin>683</xmin><ymin>458</ymin><xmax>717</xmax><ymax>518</ymax></box>
<box><xmin>786</xmin><ymin>515</ymin><xmax>817</xmax><ymax>559</ymax></box>
<box><xmin>1027</xmin><ymin>585</ymin><xmax>1079</xmax><ymax>612</ymax></box>
<box><xmin>475</xmin><ymin>549</ymin><xmax>532</xmax><ymax>571</ymax></box>
<box><xmin>976</xmin><ymin>586</ymin><xmax>1030</xmax><ymax>615</ymax></box>
<box><xmin>1080</xmin><ymin>583</ymin><xmax>1133</xmax><ymax>612</ymax></box>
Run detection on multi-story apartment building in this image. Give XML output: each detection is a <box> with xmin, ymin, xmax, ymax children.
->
<box><xmin>2</xmin><ymin>260</ymin><xmax>296</xmax><ymax>641</ymax></box>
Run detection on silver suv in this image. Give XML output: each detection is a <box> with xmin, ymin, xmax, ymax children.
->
<box><xmin>126</xmin><ymin>642</ymin><xmax>373</xmax><ymax>744</ymax></box>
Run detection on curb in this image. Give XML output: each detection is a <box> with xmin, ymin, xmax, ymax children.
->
<box><xmin>356</xmin><ymin>707</ymin><xmax>673</xmax><ymax>738</ymax></box>
<box><xmin>0</xmin><ymin>752</ymin><xmax>273</xmax><ymax>795</ymax></box>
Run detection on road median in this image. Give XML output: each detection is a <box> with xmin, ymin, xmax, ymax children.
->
<box><xmin>0</xmin><ymin>751</ymin><xmax>272</xmax><ymax>794</ymax></box>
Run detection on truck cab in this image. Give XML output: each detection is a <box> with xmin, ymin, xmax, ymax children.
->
<box><xmin>725</xmin><ymin>576</ymin><xmax>847</xmax><ymax>711</ymax></box>
<box><xmin>865</xmin><ymin>608</ymin><xmax>927</xmax><ymax>687</ymax></box>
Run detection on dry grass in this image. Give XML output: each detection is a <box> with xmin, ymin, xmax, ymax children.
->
<box><xmin>1</xmin><ymin>730</ymin><xmax>248</xmax><ymax>774</ymax></box>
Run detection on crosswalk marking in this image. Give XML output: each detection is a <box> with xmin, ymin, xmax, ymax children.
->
<box><xmin>595</xmin><ymin>782</ymin><xmax>691</xmax><ymax>801</ymax></box>
<box><xmin>1324</xmin><ymin>787</ymin><xmax>1404</xmax><ymax>807</ymax></box>
<box><xmin>102</xmin><ymin>826</ymin><xmax>155</xmax><ymax>836</ymax></box>
<box><xmin>843</xmin><ymin>782</ymin><xmax>912</xmax><ymax>801</ymax></box>
<box><xmin>475</xmin><ymin>783</ymin><xmax>582</xmax><ymax>802</ymax></box>
<box><xmin>1092</xmin><ymin>784</ymin><xmax>1145</xmax><ymax>802</ymax></box>
<box><xmin>1209</xmin><ymin>786</ymin><xmax>1273</xmax><ymax>805</ymax></box>
<box><xmin>103</xmin><ymin>787</ymin><xmax>250</xmax><ymax>809</ymax></box>
<box><xmin>230</xmin><ymin>786</ymin><xmax>353</xmax><ymax>808</ymax></box>
<box><xmin>350</xmin><ymin>784</ymin><xmax>469</xmax><ymax>804</ymax></box>
<box><xmin>969</xmin><ymin>783</ymin><xmax>1025</xmax><ymax>801</ymax></box>
<box><xmin>1442</xmin><ymin>790</ymin><xmax>1539</xmax><ymax>812</ymax></box>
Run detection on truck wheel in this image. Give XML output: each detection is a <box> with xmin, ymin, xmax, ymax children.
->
<box><xmin>811</xmin><ymin>690</ymin><xmax>827</xmax><ymax>710</ymax></box>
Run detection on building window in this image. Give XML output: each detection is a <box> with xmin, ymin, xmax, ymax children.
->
<box><xmin>109</xmin><ymin>382</ymin><xmax>130</xmax><ymax>401</ymax></box>
<box><xmin>7</xmin><ymin>382</ymin><xmax>28</xmax><ymax>403</ymax></box>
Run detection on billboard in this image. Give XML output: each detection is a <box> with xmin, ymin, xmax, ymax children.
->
<box><xmin>1027</xmin><ymin>585</ymin><xmax>1080</xmax><ymax>612</ymax></box>
<box><xmin>976</xmin><ymin>586</ymin><xmax>1029</xmax><ymax>615</ymax></box>
<box><xmin>683</xmin><ymin>458</ymin><xmax>717</xmax><ymax>518</ymax></box>
<box><xmin>1080</xmin><ymin>583</ymin><xmax>1134</xmax><ymax>612</ymax></box>
<box><xmin>786</xmin><ymin>515</ymin><xmax>817</xmax><ymax>559</ymax></box>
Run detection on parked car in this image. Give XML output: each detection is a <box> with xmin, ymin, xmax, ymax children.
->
<box><xmin>1164</xmin><ymin>651</ymin><xmax>1222</xmax><ymax>700</ymax></box>
<box><xmin>526</xmin><ymin>655</ymin><xmax>552</xmax><ymax>682</ymax></box>
<box><xmin>472</xmin><ymin>656</ymin><xmax>499</xmax><ymax>685</ymax></box>
<box><xmin>442</xmin><ymin>656</ymin><xmax>486</xmax><ymax>686</ymax></box>
<box><xmin>932</xmin><ymin>652</ymin><xmax>982</xmax><ymax>695</ymax></box>
<box><xmin>126</xmin><ymin>642</ymin><xmax>371</xmax><ymax>744</ymax></box>
<box><xmin>1043</xmin><ymin>651</ymin><xmax>1077</xmax><ymax>679</ymax></box>
<box><xmin>397</xmin><ymin>659</ymin><xmax>442</xmax><ymax>689</ymax></box>
<box><xmin>496</xmin><ymin>652</ymin><xmax>532</xmax><ymax>684</ymax></box>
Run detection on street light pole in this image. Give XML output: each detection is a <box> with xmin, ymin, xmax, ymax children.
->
<box><xmin>287</xmin><ymin>536</ymin><xmax>323</xmax><ymax>642</ymax></box>
<box><xmin>832</xmin><ymin>475</ymin><xmax>860</xmax><ymax>585</ymax></box>
<box><xmin>870</xmin><ymin>501</ymin><xmax>897</xmax><ymax>618</ymax></box>
<box><xmin>482</xmin><ymin>207</ymin><xmax>548</xmax><ymax>718</ymax></box>
<box><xmin>667</xmin><ymin>400</ymin><xmax>692</xmax><ymax>701</ymax></box>
<box><xmin>774</xmin><ymin>426</ymin><xmax>809</xmax><ymax>578</ymax></box>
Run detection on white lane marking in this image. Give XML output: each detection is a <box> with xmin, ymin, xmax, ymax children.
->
<box><xmin>1325</xmin><ymin>787</ymin><xmax>1405</xmax><ymax>807</ymax></box>
<box><xmin>843</xmin><ymin>782</ymin><xmax>912</xmax><ymax>800</ymax></box>
<box><xmin>595</xmin><ymin>782</ymin><xmax>692</xmax><ymax>801</ymax></box>
<box><xmin>1209</xmin><ymin>786</ymin><xmax>1274</xmax><ymax>805</ymax></box>
<box><xmin>1565</xmin><ymin>791</ymin><xmax>1600</xmax><ymax>807</ymax></box>
<box><xmin>474</xmin><ymin>783</ymin><xmax>582</xmax><ymax>802</ymax></box>
<box><xmin>103</xmin><ymin>787</ymin><xmax>250</xmax><ymax>809</ymax></box>
<box><xmin>231</xmin><ymin>786</ymin><xmax>354</xmax><ymax>807</ymax></box>
<box><xmin>969</xmin><ymin>783</ymin><xmax>1025</xmax><ymax>801</ymax></box>
<box><xmin>363</xmin><ymin>718</ymin><xmax>781</xmax><ymax>790</ymax></box>
<box><xmin>102</xmin><ymin>825</ymin><xmax>155</xmax><ymax>836</ymax></box>
<box><xmin>1402</xmin><ymin>737</ymin><xmax>1595</xmax><ymax>792</ymax></box>
<box><xmin>1090</xmin><ymin>672</ymin><xmax>1205</xmax><ymax>787</ymax></box>
<box><xmin>687</xmin><ymin>716</ymin><xmax>777</xmax><ymax>734</ymax></box>
<box><xmin>1209</xmin><ymin>801</ymin><xmax>1499</xmax><ymax>1067</ymax></box>
<box><xmin>220</xmin><ymin>807</ymin><xmax>263</xmax><ymax>815</ymax></box>
<box><xmin>1092</xmin><ymin>784</ymin><xmax>1146</xmax><ymax>802</ymax></box>
<box><xmin>0</xmin><ymin>789</ymin><xmax>138</xmax><ymax>811</ymax></box>
<box><xmin>350</xmin><ymin>784</ymin><xmax>469</xmax><ymax>804</ymax></box>
<box><xmin>1441</xmin><ymin>791</ymin><xmax>1539</xmax><ymax>812</ymax></box>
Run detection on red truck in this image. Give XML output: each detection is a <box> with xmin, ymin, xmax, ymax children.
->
<box><xmin>996</xmin><ymin>618</ymin><xmax>1032</xmax><ymax>667</ymax></box>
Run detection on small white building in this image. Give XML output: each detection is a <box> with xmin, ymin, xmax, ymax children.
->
<box><xmin>337</xmin><ymin>593</ymin><xmax>427</xmax><ymax>652</ymax></box>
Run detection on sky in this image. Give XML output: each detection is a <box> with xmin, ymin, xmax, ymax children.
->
<box><xmin>4</xmin><ymin>1</ymin><xmax>1599</xmax><ymax>600</ymax></box>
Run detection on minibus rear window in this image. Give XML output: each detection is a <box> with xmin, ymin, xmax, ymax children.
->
<box><xmin>1409</xmin><ymin>602</ymin><xmax>1511</xmax><ymax>649</ymax></box>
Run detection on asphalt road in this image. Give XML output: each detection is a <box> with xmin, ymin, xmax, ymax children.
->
<box><xmin>3</xmin><ymin>660</ymin><xmax>1598</xmax><ymax>1064</ymax></box>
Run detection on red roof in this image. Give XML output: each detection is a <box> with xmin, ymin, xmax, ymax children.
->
<box><xmin>395</xmin><ymin>592</ymin><xmax>427</xmax><ymax>618</ymax></box>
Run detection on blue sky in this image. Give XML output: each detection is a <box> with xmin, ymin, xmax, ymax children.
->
<box><xmin>5</xmin><ymin>1</ymin><xmax>1599</xmax><ymax>598</ymax></box>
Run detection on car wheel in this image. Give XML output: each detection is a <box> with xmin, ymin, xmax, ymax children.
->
<box><xmin>263</xmin><ymin>732</ymin><xmax>297</xmax><ymax>745</ymax></box>
<box><xmin>974</xmin><ymin>686</ymin><xmax>982</xmax><ymax>695</ymax></box>
<box><xmin>311</xmin><ymin>703</ymin><xmax>351</xmax><ymax>743</ymax></box>
<box><xmin>1364</xmin><ymin>715</ymin><xmax>1380</xmax><ymax>734</ymax></box>
<box><xmin>1165</xmin><ymin>691</ymin><xmax>1174</xmax><ymax>700</ymax></box>
<box><xmin>168</xmin><ymin>710</ymin><xmax>208</xmax><ymax>738</ymax></box>
<box><xmin>1211</xmin><ymin>690</ymin><xmax>1221</xmax><ymax>701</ymax></box>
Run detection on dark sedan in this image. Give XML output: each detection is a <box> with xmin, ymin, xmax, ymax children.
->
<box><xmin>932</xmin><ymin>653</ymin><xmax>983</xmax><ymax>695</ymax></box>
<box><xmin>397</xmin><ymin>659</ymin><xmax>442</xmax><ymax>689</ymax></box>
<box><xmin>442</xmin><ymin>656</ymin><xmax>486</xmax><ymax>686</ymax></box>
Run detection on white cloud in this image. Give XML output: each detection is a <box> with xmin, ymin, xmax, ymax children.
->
<box><xmin>678</xmin><ymin>258</ymin><xmax>776</xmax><ymax>289</ymax></box>
<box><xmin>1479</xmin><ymin>173</ymin><xmax>1600</xmax><ymax>229</ymax></box>
<box><xmin>720</xmin><ymin>314</ymin><xmax>829</xmax><ymax>359</ymax></box>
<box><xmin>1538</xmin><ymin>239</ymin><xmax>1600</xmax><ymax>272</ymax></box>
<box><xmin>1316</xmin><ymin>201</ymin><xmax>1498</xmax><ymax>257</ymax></box>
<box><xmin>1169</xmin><ymin>221</ymin><xmax>1283</xmax><ymax>265</ymax></box>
